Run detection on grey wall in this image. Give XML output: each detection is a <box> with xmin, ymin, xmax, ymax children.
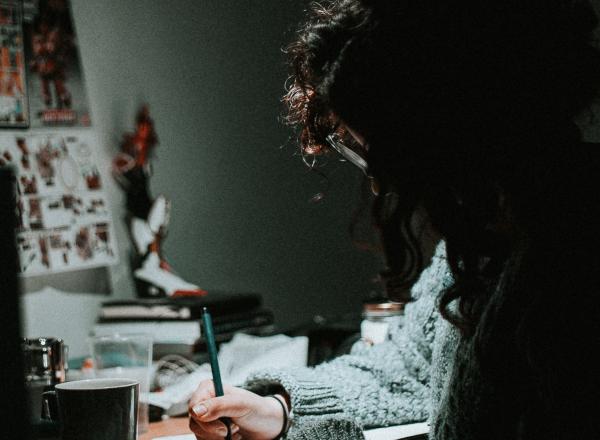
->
<box><xmin>22</xmin><ymin>0</ymin><xmax>383</xmax><ymax>357</ymax></box>
<box><xmin>22</xmin><ymin>0</ymin><xmax>600</xmax><ymax>359</ymax></box>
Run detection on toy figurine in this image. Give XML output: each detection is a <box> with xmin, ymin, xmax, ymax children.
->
<box><xmin>30</xmin><ymin>25</ymin><xmax>71</xmax><ymax>109</ymax></box>
<box><xmin>113</xmin><ymin>105</ymin><xmax>205</xmax><ymax>298</ymax></box>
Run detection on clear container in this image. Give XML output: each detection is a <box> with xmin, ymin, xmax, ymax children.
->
<box><xmin>89</xmin><ymin>333</ymin><xmax>153</xmax><ymax>434</ymax></box>
<box><xmin>360</xmin><ymin>302</ymin><xmax>404</xmax><ymax>345</ymax></box>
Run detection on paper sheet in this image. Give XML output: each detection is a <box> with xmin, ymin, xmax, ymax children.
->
<box><xmin>363</xmin><ymin>422</ymin><xmax>429</xmax><ymax>440</ymax></box>
<box><xmin>218</xmin><ymin>333</ymin><xmax>309</xmax><ymax>386</ymax></box>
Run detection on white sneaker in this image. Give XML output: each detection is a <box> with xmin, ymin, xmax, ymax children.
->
<box><xmin>134</xmin><ymin>252</ymin><xmax>205</xmax><ymax>297</ymax></box>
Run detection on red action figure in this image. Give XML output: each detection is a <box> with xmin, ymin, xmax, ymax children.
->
<box><xmin>113</xmin><ymin>105</ymin><xmax>205</xmax><ymax>298</ymax></box>
<box><xmin>30</xmin><ymin>25</ymin><xmax>71</xmax><ymax>109</ymax></box>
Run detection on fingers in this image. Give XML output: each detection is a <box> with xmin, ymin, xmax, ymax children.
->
<box><xmin>189</xmin><ymin>380</ymin><xmax>240</xmax><ymax>409</ymax></box>
<box><xmin>189</xmin><ymin>418</ymin><xmax>239</xmax><ymax>440</ymax></box>
<box><xmin>189</xmin><ymin>418</ymin><xmax>228</xmax><ymax>437</ymax></box>
<box><xmin>190</xmin><ymin>393</ymin><xmax>252</xmax><ymax>422</ymax></box>
<box><xmin>189</xmin><ymin>379</ymin><xmax>217</xmax><ymax>409</ymax></box>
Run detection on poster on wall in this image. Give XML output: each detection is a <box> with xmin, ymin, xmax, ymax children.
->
<box><xmin>0</xmin><ymin>1</ymin><xmax>29</xmax><ymax>127</ymax></box>
<box><xmin>0</xmin><ymin>131</ymin><xmax>117</xmax><ymax>276</ymax></box>
<box><xmin>21</xmin><ymin>0</ymin><xmax>91</xmax><ymax>128</ymax></box>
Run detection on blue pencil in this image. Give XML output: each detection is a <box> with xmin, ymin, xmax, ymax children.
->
<box><xmin>202</xmin><ymin>307</ymin><xmax>231</xmax><ymax>440</ymax></box>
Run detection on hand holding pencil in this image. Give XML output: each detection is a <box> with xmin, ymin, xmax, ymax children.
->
<box><xmin>188</xmin><ymin>308</ymin><xmax>288</xmax><ymax>440</ymax></box>
<box><xmin>201</xmin><ymin>307</ymin><xmax>232</xmax><ymax>439</ymax></box>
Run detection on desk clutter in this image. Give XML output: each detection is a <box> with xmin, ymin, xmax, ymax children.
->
<box><xmin>92</xmin><ymin>290</ymin><xmax>276</xmax><ymax>361</ymax></box>
<box><xmin>149</xmin><ymin>333</ymin><xmax>309</xmax><ymax>418</ymax></box>
<box><xmin>93</xmin><ymin>290</ymin><xmax>286</xmax><ymax>422</ymax></box>
<box><xmin>22</xmin><ymin>290</ymin><xmax>283</xmax><ymax>438</ymax></box>
<box><xmin>22</xmin><ymin>290</ymin><xmax>403</xmax><ymax>437</ymax></box>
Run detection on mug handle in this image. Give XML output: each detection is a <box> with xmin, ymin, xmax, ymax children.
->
<box><xmin>41</xmin><ymin>390</ymin><xmax>59</xmax><ymax>421</ymax></box>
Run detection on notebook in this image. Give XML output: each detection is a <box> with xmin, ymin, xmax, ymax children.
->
<box><xmin>152</xmin><ymin>422</ymin><xmax>429</xmax><ymax>440</ymax></box>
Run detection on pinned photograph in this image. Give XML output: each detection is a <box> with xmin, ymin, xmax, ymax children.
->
<box><xmin>19</xmin><ymin>174</ymin><xmax>38</xmax><ymax>195</ymax></box>
<box><xmin>0</xmin><ymin>1</ymin><xmax>29</xmax><ymax>127</ymax></box>
<box><xmin>26</xmin><ymin>197</ymin><xmax>43</xmax><ymax>230</ymax></box>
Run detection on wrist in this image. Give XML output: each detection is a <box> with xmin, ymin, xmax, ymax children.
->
<box><xmin>274</xmin><ymin>390</ymin><xmax>291</xmax><ymax>412</ymax></box>
<box><xmin>265</xmin><ymin>394</ymin><xmax>290</xmax><ymax>439</ymax></box>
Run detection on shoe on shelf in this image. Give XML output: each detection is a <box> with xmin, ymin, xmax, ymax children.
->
<box><xmin>134</xmin><ymin>251</ymin><xmax>206</xmax><ymax>298</ymax></box>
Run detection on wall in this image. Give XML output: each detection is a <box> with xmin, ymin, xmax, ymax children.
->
<box><xmin>22</xmin><ymin>0</ymin><xmax>383</xmax><ymax>358</ymax></box>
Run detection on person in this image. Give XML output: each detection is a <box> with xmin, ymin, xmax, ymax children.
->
<box><xmin>189</xmin><ymin>0</ymin><xmax>600</xmax><ymax>439</ymax></box>
<box><xmin>190</xmin><ymin>239</ymin><xmax>453</xmax><ymax>440</ymax></box>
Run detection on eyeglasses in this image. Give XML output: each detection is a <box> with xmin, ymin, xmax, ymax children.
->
<box><xmin>326</xmin><ymin>133</ymin><xmax>370</xmax><ymax>177</ymax></box>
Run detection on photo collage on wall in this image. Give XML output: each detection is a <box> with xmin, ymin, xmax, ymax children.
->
<box><xmin>0</xmin><ymin>132</ymin><xmax>117</xmax><ymax>275</ymax></box>
<box><xmin>0</xmin><ymin>1</ymin><xmax>117</xmax><ymax>277</ymax></box>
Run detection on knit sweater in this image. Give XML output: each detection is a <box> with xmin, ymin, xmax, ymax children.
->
<box><xmin>248</xmin><ymin>235</ymin><xmax>600</xmax><ymax>440</ymax></box>
<box><xmin>431</xmin><ymin>239</ymin><xmax>600</xmax><ymax>440</ymax></box>
<box><xmin>246</xmin><ymin>242</ymin><xmax>457</xmax><ymax>439</ymax></box>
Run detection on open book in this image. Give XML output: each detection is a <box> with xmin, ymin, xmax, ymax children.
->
<box><xmin>153</xmin><ymin>422</ymin><xmax>429</xmax><ymax>440</ymax></box>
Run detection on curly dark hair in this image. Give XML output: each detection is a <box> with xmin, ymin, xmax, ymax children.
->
<box><xmin>283</xmin><ymin>0</ymin><xmax>600</xmax><ymax>334</ymax></box>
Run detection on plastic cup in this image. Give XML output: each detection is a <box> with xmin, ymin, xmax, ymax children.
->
<box><xmin>89</xmin><ymin>334</ymin><xmax>153</xmax><ymax>434</ymax></box>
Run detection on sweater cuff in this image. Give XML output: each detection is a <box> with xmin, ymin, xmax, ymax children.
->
<box><xmin>285</xmin><ymin>414</ymin><xmax>365</xmax><ymax>440</ymax></box>
<box><xmin>245</xmin><ymin>367</ymin><xmax>346</xmax><ymax>417</ymax></box>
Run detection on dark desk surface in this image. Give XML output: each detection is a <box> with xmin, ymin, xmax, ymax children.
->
<box><xmin>141</xmin><ymin>416</ymin><xmax>191</xmax><ymax>439</ymax></box>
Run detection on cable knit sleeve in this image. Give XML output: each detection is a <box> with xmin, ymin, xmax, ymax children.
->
<box><xmin>245</xmin><ymin>242</ymin><xmax>452</xmax><ymax>439</ymax></box>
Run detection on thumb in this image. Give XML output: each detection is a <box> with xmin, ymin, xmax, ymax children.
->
<box><xmin>190</xmin><ymin>393</ymin><xmax>252</xmax><ymax>422</ymax></box>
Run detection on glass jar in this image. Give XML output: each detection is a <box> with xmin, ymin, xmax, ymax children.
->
<box><xmin>22</xmin><ymin>337</ymin><xmax>68</xmax><ymax>423</ymax></box>
<box><xmin>360</xmin><ymin>302</ymin><xmax>405</xmax><ymax>345</ymax></box>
